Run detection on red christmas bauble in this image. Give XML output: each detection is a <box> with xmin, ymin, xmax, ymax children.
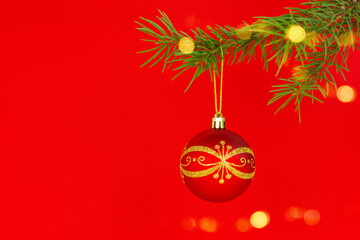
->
<box><xmin>180</xmin><ymin>128</ymin><xmax>255</xmax><ymax>202</ymax></box>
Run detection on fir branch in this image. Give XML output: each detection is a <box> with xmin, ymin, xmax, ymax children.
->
<box><xmin>136</xmin><ymin>1</ymin><xmax>360</xmax><ymax>120</ymax></box>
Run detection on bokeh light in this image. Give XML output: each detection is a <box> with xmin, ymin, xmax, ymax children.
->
<box><xmin>338</xmin><ymin>30</ymin><xmax>356</xmax><ymax>47</ymax></box>
<box><xmin>304</xmin><ymin>209</ymin><xmax>321</xmax><ymax>226</ymax></box>
<box><xmin>181</xmin><ymin>217</ymin><xmax>196</xmax><ymax>231</ymax></box>
<box><xmin>178</xmin><ymin>37</ymin><xmax>195</xmax><ymax>54</ymax></box>
<box><xmin>287</xmin><ymin>25</ymin><xmax>306</xmax><ymax>43</ymax></box>
<box><xmin>235</xmin><ymin>218</ymin><xmax>252</xmax><ymax>232</ymax></box>
<box><xmin>251</xmin><ymin>22</ymin><xmax>274</xmax><ymax>37</ymax></box>
<box><xmin>337</xmin><ymin>85</ymin><xmax>356</xmax><ymax>103</ymax></box>
<box><xmin>285</xmin><ymin>206</ymin><xmax>304</xmax><ymax>222</ymax></box>
<box><xmin>185</xmin><ymin>15</ymin><xmax>198</xmax><ymax>28</ymax></box>
<box><xmin>199</xmin><ymin>217</ymin><xmax>218</xmax><ymax>232</ymax></box>
<box><xmin>250</xmin><ymin>211</ymin><xmax>270</xmax><ymax>229</ymax></box>
<box><xmin>236</xmin><ymin>24</ymin><xmax>252</xmax><ymax>40</ymax></box>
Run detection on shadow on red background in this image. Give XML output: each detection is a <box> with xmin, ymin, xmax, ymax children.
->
<box><xmin>0</xmin><ymin>0</ymin><xmax>359</xmax><ymax>239</ymax></box>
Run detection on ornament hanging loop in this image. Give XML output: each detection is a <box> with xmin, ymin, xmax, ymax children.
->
<box><xmin>212</xmin><ymin>41</ymin><xmax>225</xmax><ymax>129</ymax></box>
<box><xmin>213</xmin><ymin>41</ymin><xmax>224</xmax><ymax>115</ymax></box>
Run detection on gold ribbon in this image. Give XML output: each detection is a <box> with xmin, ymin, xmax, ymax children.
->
<box><xmin>180</xmin><ymin>141</ymin><xmax>255</xmax><ymax>183</ymax></box>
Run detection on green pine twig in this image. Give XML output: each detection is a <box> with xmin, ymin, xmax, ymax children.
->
<box><xmin>136</xmin><ymin>1</ymin><xmax>360</xmax><ymax>121</ymax></box>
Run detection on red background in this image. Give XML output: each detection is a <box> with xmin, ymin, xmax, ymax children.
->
<box><xmin>0</xmin><ymin>0</ymin><xmax>359</xmax><ymax>239</ymax></box>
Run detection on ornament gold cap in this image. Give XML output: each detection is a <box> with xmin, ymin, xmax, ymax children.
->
<box><xmin>211</xmin><ymin>112</ymin><xmax>225</xmax><ymax>129</ymax></box>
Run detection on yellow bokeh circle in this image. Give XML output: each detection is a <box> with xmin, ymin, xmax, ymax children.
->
<box><xmin>250</xmin><ymin>211</ymin><xmax>270</xmax><ymax>229</ymax></box>
<box><xmin>337</xmin><ymin>85</ymin><xmax>356</xmax><ymax>103</ymax></box>
<box><xmin>287</xmin><ymin>25</ymin><xmax>306</xmax><ymax>43</ymax></box>
<box><xmin>178</xmin><ymin>37</ymin><xmax>195</xmax><ymax>54</ymax></box>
